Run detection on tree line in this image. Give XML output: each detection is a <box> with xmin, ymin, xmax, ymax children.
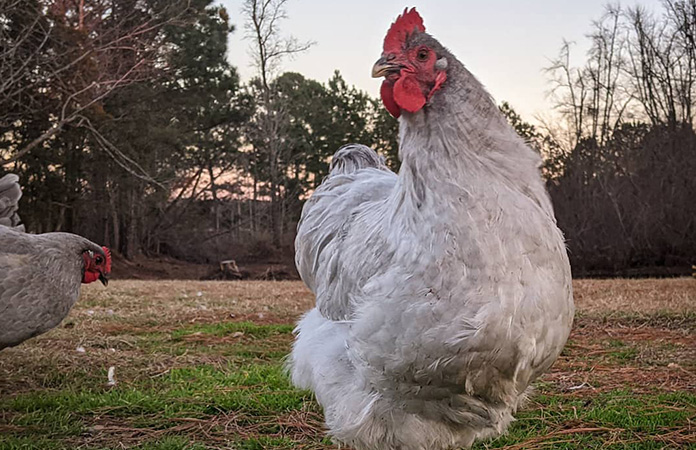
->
<box><xmin>1</xmin><ymin>0</ymin><xmax>694</xmax><ymax>275</ymax></box>
<box><xmin>534</xmin><ymin>1</ymin><xmax>695</xmax><ymax>275</ymax></box>
<box><xmin>0</xmin><ymin>0</ymin><xmax>398</xmax><ymax>264</ymax></box>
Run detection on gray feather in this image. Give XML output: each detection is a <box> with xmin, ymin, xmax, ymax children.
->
<box><xmin>329</xmin><ymin>144</ymin><xmax>389</xmax><ymax>174</ymax></box>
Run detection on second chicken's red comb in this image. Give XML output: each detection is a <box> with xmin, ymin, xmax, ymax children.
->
<box><xmin>102</xmin><ymin>246</ymin><xmax>112</xmax><ymax>272</ymax></box>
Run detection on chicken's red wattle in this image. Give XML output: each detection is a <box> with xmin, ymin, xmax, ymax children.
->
<box><xmin>380</xmin><ymin>80</ymin><xmax>401</xmax><ymax>118</ymax></box>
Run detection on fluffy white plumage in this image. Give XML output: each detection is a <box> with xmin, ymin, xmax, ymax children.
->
<box><xmin>288</xmin><ymin>12</ymin><xmax>574</xmax><ymax>450</ymax></box>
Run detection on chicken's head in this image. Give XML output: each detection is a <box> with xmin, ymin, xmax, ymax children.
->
<box><xmin>372</xmin><ymin>8</ymin><xmax>447</xmax><ymax>118</ymax></box>
<box><xmin>82</xmin><ymin>246</ymin><xmax>112</xmax><ymax>286</ymax></box>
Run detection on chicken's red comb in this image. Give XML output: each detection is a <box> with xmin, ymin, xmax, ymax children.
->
<box><xmin>383</xmin><ymin>7</ymin><xmax>425</xmax><ymax>54</ymax></box>
<box><xmin>102</xmin><ymin>246</ymin><xmax>112</xmax><ymax>272</ymax></box>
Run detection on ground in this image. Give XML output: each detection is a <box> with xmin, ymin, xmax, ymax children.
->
<box><xmin>0</xmin><ymin>279</ymin><xmax>694</xmax><ymax>449</ymax></box>
<box><xmin>109</xmin><ymin>253</ymin><xmax>299</xmax><ymax>281</ymax></box>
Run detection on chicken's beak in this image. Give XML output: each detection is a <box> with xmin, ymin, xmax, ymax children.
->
<box><xmin>99</xmin><ymin>272</ymin><xmax>109</xmax><ymax>286</ymax></box>
<box><xmin>372</xmin><ymin>56</ymin><xmax>400</xmax><ymax>78</ymax></box>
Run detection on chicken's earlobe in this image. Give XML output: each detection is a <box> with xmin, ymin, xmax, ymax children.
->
<box><xmin>435</xmin><ymin>57</ymin><xmax>448</xmax><ymax>71</ymax></box>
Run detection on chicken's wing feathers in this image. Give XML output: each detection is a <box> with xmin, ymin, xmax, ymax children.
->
<box><xmin>295</xmin><ymin>145</ymin><xmax>397</xmax><ymax>320</ymax></box>
<box><xmin>0</xmin><ymin>252</ymin><xmax>45</xmax><ymax>349</ymax></box>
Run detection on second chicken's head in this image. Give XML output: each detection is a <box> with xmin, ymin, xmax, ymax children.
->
<box><xmin>82</xmin><ymin>246</ymin><xmax>112</xmax><ymax>286</ymax></box>
<box><xmin>372</xmin><ymin>8</ymin><xmax>448</xmax><ymax>118</ymax></box>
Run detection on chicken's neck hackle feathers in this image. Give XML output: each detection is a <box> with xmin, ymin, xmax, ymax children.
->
<box><xmin>394</xmin><ymin>55</ymin><xmax>556</xmax><ymax>218</ymax></box>
<box><xmin>383</xmin><ymin>7</ymin><xmax>425</xmax><ymax>54</ymax></box>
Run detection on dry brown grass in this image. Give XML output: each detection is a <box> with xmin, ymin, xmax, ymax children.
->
<box><xmin>76</xmin><ymin>277</ymin><xmax>696</xmax><ymax>320</ymax></box>
<box><xmin>79</xmin><ymin>280</ymin><xmax>314</xmax><ymax>321</ymax></box>
<box><xmin>573</xmin><ymin>278</ymin><xmax>696</xmax><ymax>316</ymax></box>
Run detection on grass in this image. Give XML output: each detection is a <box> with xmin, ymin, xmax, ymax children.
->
<box><xmin>0</xmin><ymin>279</ymin><xmax>695</xmax><ymax>449</ymax></box>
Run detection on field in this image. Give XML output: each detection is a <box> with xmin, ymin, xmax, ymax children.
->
<box><xmin>0</xmin><ymin>279</ymin><xmax>694</xmax><ymax>449</ymax></box>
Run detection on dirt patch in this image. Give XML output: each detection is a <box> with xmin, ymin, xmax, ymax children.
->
<box><xmin>110</xmin><ymin>253</ymin><xmax>211</xmax><ymax>280</ymax></box>
<box><xmin>110</xmin><ymin>253</ymin><xmax>300</xmax><ymax>281</ymax></box>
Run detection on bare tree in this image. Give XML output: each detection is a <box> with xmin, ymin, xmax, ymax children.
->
<box><xmin>242</xmin><ymin>0</ymin><xmax>313</xmax><ymax>91</ymax></box>
<box><xmin>625</xmin><ymin>1</ymin><xmax>695</xmax><ymax>127</ymax></box>
<box><xmin>586</xmin><ymin>5</ymin><xmax>631</xmax><ymax>145</ymax></box>
<box><xmin>545</xmin><ymin>40</ymin><xmax>589</xmax><ymax>150</ymax></box>
<box><xmin>544</xmin><ymin>1</ymin><xmax>696</xmax><ymax>275</ymax></box>
<box><xmin>242</xmin><ymin>0</ymin><xmax>313</xmax><ymax>246</ymax></box>
<box><xmin>546</xmin><ymin>5</ymin><xmax>631</xmax><ymax>150</ymax></box>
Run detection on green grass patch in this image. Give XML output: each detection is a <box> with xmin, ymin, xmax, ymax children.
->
<box><xmin>0</xmin><ymin>436</ymin><xmax>210</xmax><ymax>450</ymax></box>
<box><xmin>131</xmin><ymin>437</ymin><xmax>209</xmax><ymax>450</ymax></box>
<box><xmin>235</xmin><ymin>436</ymin><xmax>302</xmax><ymax>450</ymax></box>
<box><xmin>0</xmin><ymin>436</ymin><xmax>74</xmax><ymax>450</ymax></box>
<box><xmin>137</xmin><ymin>322</ymin><xmax>293</xmax><ymax>362</ymax></box>
<box><xmin>171</xmin><ymin>321</ymin><xmax>294</xmax><ymax>340</ymax></box>
<box><xmin>0</xmin><ymin>362</ymin><xmax>311</xmax><ymax>445</ymax></box>
<box><xmin>474</xmin><ymin>390</ymin><xmax>696</xmax><ymax>449</ymax></box>
<box><xmin>604</xmin><ymin>339</ymin><xmax>640</xmax><ymax>362</ymax></box>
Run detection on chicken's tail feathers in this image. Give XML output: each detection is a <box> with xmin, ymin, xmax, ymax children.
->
<box><xmin>329</xmin><ymin>144</ymin><xmax>389</xmax><ymax>176</ymax></box>
<box><xmin>287</xmin><ymin>308</ymin><xmax>351</xmax><ymax>391</ymax></box>
<box><xmin>0</xmin><ymin>174</ymin><xmax>24</xmax><ymax>231</ymax></box>
<box><xmin>287</xmin><ymin>308</ymin><xmax>378</xmax><ymax>440</ymax></box>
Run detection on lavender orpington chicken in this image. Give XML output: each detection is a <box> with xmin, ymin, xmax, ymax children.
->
<box><xmin>288</xmin><ymin>9</ymin><xmax>574</xmax><ymax>450</ymax></box>
<box><xmin>0</xmin><ymin>174</ymin><xmax>112</xmax><ymax>350</ymax></box>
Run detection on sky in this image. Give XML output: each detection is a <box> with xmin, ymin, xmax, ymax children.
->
<box><xmin>218</xmin><ymin>0</ymin><xmax>663</xmax><ymax>120</ymax></box>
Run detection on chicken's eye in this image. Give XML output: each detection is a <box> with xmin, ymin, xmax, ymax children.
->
<box><xmin>95</xmin><ymin>256</ymin><xmax>103</xmax><ymax>265</ymax></box>
<box><xmin>417</xmin><ymin>49</ymin><xmax>429</xmax><ymax>61</ymax></box>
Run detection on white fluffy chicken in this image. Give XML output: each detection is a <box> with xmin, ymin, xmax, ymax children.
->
<box><xmin>288</xmin><ymin>8</ymin><xmax>574</xmax><ymax>450</ymax></box>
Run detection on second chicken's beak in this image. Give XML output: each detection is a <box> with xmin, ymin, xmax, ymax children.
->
<box><xmin>372</xmin><ymin>56</ymin><xmax>400</xmax><ymax>78</ymax></box>
<box><xmin>99</xmin><ymin>272</ymin><xmax>109</xmax><ymax>286</ymax></box>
